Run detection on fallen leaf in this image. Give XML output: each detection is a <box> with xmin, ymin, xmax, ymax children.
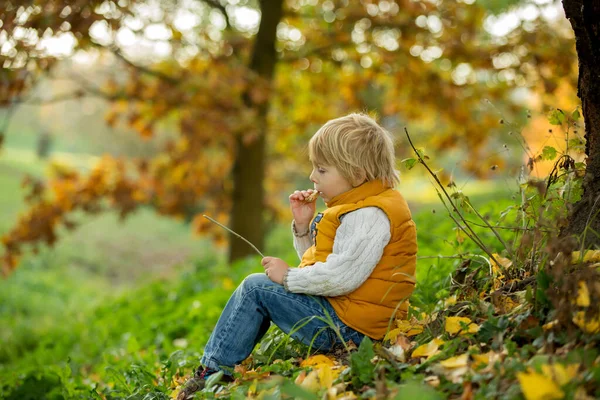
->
<box><xmin>444</xmin><ymin>295</ymin><xmax>457</xmax><ymax>307</ymax></box>
<box><xmin>572</xmin><ymin>311</ymin><xmax>600</xmax><ymax>334</ymax></box>
<box><xmin>461</xmin><ymin>381</ymin><xmax>473</xmax><ymax>400</ymax></box>
<box><xmin>300</xmin><ymin>370</ymin><xmax>321</xmax><ymax>392</ymax></box>
<box><xmin>439</xmin><ymin>353</ymin><xmax>469</xmax><ymax>368</ymax></box>
<box><xmin>385</xmin><ymin>318</ymin><xmax>424</xmax><ymax>341</ymax></box>
<box><xmin>317</xmin><ymin>365</ymin><xmax>335</xmax><ymax>389</ymax></box>
<box><xmin>542</xmin><ymin>319</ymin><xmax>559</xmax><ymax>331</ymax></box>
<box><xmin>234</xmin><ymin>364</ymin><xmax>247</xmax><ymax>375</ymax></box>
<box><xmin>471</xmin><ymin>352</ymin><xmax>491</xmax><ymax>369</ymax></box>
<box><xmin>301</xmin><ymin>354</ymin><xmax>336</xmax><ymax>367</ymax></box>
<box><xmin>571</xmin><ymin>250</ymin><xmax>600</xmax><ymax>264</ymax></box>
<box><xmin>247</xmin><ymin>379</ymin><xmax>258</xmax><ymax>397</ymax></box>
<box><xmin>575</xmin><ymin>281</ymin><xmax>590</xmax><ymax>307</ymax></box>
<box><xmin>517</xmin><ymin>370</ymin><xmax>564</xmax><ymax>400</ymax></box>
<box><xmin>540</xmin><ymin>363</ymin><xmax>579</xmax><ymax>386</ymax></box>
<box><xmin>411</xmin><ymin>338</ymin><xmax>444</xmax><ymax>358</ymax></box>
<box><xmin>294</xmin><ymin>370</ymin><xmax>307</xmax><ymax>385</ymax></box>
<box><xmin>384</xmin><ymin>328</ymin><xmax>403</xmax><ymax>342</ymax></box>
<box><xmin>445</xmin><ymin>316</ymin><xmax>479</xmax><ymax>335</ymax></box>
<box><xmin>387</xmin><ymin>343</ymin><xmax>406</xmax><ymax>362</ymax></box>
<box><xmin>493</xmin><ymin>294</ymin><xmax>520</xmax><ymax>314</ymax></box>
<box><xmin>424</xmin><ymin>375</ymin><xmax>440</xmax><ymax>387</ymax></box>
<box><xmin>490</xmin><ymin>253</ymin><xmax>512</xmax><ymax>274</ymax></box>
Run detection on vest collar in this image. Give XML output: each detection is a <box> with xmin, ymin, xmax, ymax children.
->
<box><xmin>326</xmin><ymin>179</ymin><xmax>388</xmax><ymax>208</ymax></box>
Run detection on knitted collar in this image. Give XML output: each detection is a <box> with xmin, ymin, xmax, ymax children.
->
<box><xmin>325</xmin><ymin>179</ymin><xmax>389</xmax><ymax>208</ymax></box>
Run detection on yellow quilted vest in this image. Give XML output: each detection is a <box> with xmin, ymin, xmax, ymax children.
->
<box><xmin>299</xmin><ymin>179</ymin><xmax>417</xmax><ymax>339</ymax></box>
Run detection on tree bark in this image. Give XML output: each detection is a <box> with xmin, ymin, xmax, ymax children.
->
<box><xmin>562</xmin><ymin>0</ymin><xmax>600</xmax><ymax>247</ymax></box>
<box><xmin>229</xmin><ymin>0</ymin><xmax>284</xmax><ymax>263</ymax></box>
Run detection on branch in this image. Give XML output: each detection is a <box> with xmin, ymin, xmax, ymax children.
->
<box><xmin>201</xmin><ymin>0</ymin><xmax>231</xmax><ymax>29</ymax></box>
<box><xmin>5</xmin><ymin>87</ymin><xmax>159</xmax><ymax>106</ymax></box>
<box><xmin>203</xmin><ymin>215</ymin><xmax>265</xmax><ymax>257</ymax></box>
<box><xmin>280</xmin><ymin>39</ymin><xmax>355</xmax><ymax>62</ymax></box>
<box><xmin>6</xmin><ymin>91</ymin><xmax>88</xmax><ymax>105</ymax></box>
<box><xmin>404</xmin><ymin>127</ymin><xmax>504</xmax><ymax>271</ymax></box>
<box><xmin>109</xmin><ymin>46</ymin><xmax>181</xmax><ymax>85</ymax></box>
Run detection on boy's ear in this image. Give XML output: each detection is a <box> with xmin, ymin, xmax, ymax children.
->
<box><xmin>352</xmin><ymin>171</ymin><xmax>367</xmax><ymax>187</ymax></box>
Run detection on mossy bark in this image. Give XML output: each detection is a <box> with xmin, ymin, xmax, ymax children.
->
<box><xmin>562</xmin><ymin>0</ymin><xmax>600</xmax><ymax>247</ymax></box>
<box><xmin>229</xmin><ymin>0</ymin><xmax>284</xmax><ymax>263</ymax></box>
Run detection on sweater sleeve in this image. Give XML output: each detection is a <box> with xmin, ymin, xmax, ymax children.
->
<box><xmin>285</xmin><ymin>207</ymin><xmax>391</xmax><ymax>296</ymax></box>
<box><xmin>291</xmin><ymin>221</ymin><xmax>313</xmax><ymax>260</ymax></box>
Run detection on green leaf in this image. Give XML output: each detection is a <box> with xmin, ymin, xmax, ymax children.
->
<box><xmin>568</xmin><ymin>138</ymin><xmax>585</xmax><ymax>150</ymax></box>
<box><xmin>415</xmin><ymin>148</ymin><xmax>428</xmax><ymax>160</ymax></box>
<box><xmin>393</xmin><ymin>381</ymin><xmax>444</xmax><ymax>400</ymax></box>
<box><xmin>350</xmin><ymin>336</ymin><xmax>375</xmax><ymax>387</ymax></box>
<box><xmin>541</xmin><ymin>146</ymin><xmax>557</xmax><ymax>161</ymax></box>
<box><xmin>280</xmin><ymin>381</ymin><xmax>319</xmax><ymax>400</ymax></box>
<box><xmin>401</xmin><ymin>158</ymin><xmax>418</xmax><ymax>170</ymax></box>
<box><xmin>548</xmin><ymin>109</ymin><xmax>566</xmax><ymax>126</ymax></box>
<box><xmin>572</xmin><ymin>108</ymin><xmax>581</xmax><ymax>121</ymax></box>
<box><xmin>205</xmin><ymin>370</ymin><xmax>224</xmax><ymax>389</ymax></box>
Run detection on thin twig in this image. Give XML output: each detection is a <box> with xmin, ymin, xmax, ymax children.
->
<box><xmin>464</xmin><ymin>200</ymin><xmax>514</xmax><ymax>257</ymax></box>
<box><xmin>433</xmin><ymin>186</ymin><xmax>492</xmax><ymax>259</ymax></box>
<box><xmin>404</xmin><ymin>127</ymin><xmax>503</xmax><ymax>271</ymax></box>
<box><xmin>203</xmin><ymin>215</ymin><xmax>265</xmax><ymax>257</ymax></box>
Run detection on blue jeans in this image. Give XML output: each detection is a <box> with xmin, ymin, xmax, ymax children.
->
<box><xmin>201</xmin><ymin>273</ymin><xmax>365</xmax><ymax>375</ymax></box>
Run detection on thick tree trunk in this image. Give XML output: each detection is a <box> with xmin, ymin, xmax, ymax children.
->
<box><xmin>562</xmin><ymin>0</ymin><xmax>600</xmax><ymax>247</ymax></box>
<box><xmin>229</xmin><ymin>0</ymin><xmax>284</xmax><ymax>263</ymax></box>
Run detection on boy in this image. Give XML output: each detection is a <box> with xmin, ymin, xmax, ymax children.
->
<box><xmin>177</xmin><ymin>113</ymin><xmax>417</xmax><ymax>399</ymax></box>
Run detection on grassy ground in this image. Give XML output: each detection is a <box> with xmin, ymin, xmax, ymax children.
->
<box><xmin>0</xmin><ymin>146</ymin><xmax>532</xmax><ymax>399</ymax></box>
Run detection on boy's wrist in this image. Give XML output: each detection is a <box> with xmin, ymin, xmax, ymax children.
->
<box><xmin>292</xmin><ymin>220</ymin><xmax>309</xmax><ymax>237</ymax></box>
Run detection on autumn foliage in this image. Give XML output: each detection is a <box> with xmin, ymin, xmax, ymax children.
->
<box><xmin>1</xmin><ymin>0</ymin><xmax>581</xmax><ymax>273</ymax></box>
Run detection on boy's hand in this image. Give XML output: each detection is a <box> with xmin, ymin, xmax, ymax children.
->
<box><xmin>261</xmin><ymin>257</ymin><xmax>289</xmax><ymax>285</ymax></box>
<box><xmin>289</xmin><ymin>189</ymin><xmax>318</xmax><ymax>231</ymax></box>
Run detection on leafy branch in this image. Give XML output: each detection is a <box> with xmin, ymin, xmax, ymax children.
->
<box><xmin>403</xmin><ymin>127</ymin><xmax>507</xmax><ymax>271</ymax></box>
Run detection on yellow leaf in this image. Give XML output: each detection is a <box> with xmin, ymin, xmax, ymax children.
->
<box><xmin>384</xmin><ymin>328</ymin><xmax>403</xmax><ymax>342</ymax></box>
<box><xmin>397</xmin><ymin>319</ymin><xmax>424</xmax><ymax>336</ymax></box>
<box><xmin>542</xmin><ymin>319</ymin><xmax>559</xmax><ymax>331</ymax></box>
<box><xmin>572</xmin><ymin>311</ymin><xmax>600</xmax><ymax>334</ymax></box>
<box><xmin>517</xmin><ymin>370</ymin><xmax>564</xmax><ymax>400</ymax></box>
<box><xmin>445</xmin><ymin>316</ymin><xmax>479</xmax><ymax>335</ymax></box>
<box><xmin>317</xmin><ymin>366</ymin><xmax>337</xmax><ymax>389</ymax></box>
<box><xmin>300</xmin><ymin>370</ymin><xmax>321</xmax><ymax>392</ymax></box>
<box><xmin>494</xmin><ymin>294</ymin><xmax>520</xmax><ymax>314</ymax></box>
<box><xmin>439</xmin><ymin>353</ymin><xmax>469</xmax><ymax>368</ymax></box>
<box><xmin>575</xmin><ymin>281</ymin><xmax>590</xmax><ymax>307</ymax></box>
<box><xmin>471</xmin><ymin>354</ymin><xmax>487</xmax><ymax>369</ymax></box>
<box><xmin>411</xmin><ymin>338</ymin><xmax>444</xmax><ymax>358</ymax></box>
<box><xmin>247</xmin><ymin>379</ymin><xmax>258</xmax><ymax>396</ymax></box>
<box><xmin>301</xmin><ymin>354</ymin><xmax>336</xmax><ymax>367</ymax></box>
<box><xmin>490</xmin><ymin>253</ymin><xmax>512</xmax><ymax>276</ymax></box>
<box><xmin>540</xmin><ymin>364</ymin><xmax>579</xmax><ymax>386</ymax></box>
<box><xmin>444</xmin><ymin>295</ymin><xmax>457</xmax><ymax>307</ymax></box>
<box><xmin>571</xmin><ymin>250</ymin><xmax>600</xmax><ymax>263</ymax></box>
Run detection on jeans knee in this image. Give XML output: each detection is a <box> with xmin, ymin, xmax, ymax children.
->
<box><xmin>240</xmin><ymin>273</ymin><xmax>270</xmax><ymax>293</ymax></box>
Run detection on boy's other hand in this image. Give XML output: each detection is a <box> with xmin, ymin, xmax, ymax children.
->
<box><xmin>289</xmin><ymin>189</ymin><xmax>317</xmax><ymax>229</ymax></box>
<box><xmin>261</xmin><ymin>257</ymin><xmax>289</xmax><ymax>285</ymax></box>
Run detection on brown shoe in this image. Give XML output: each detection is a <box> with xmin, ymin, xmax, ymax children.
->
<box><xmin>176</xmin><ymin>367</ymin><xmax>233</xmax><ymax>400</ymax></box>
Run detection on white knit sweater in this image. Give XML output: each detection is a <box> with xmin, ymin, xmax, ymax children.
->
<box><xmin>287</xmin><ymin>207</ymin><xmax>391</xmax><ymax>296</ymax></box>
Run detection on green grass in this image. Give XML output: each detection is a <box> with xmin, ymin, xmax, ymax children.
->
<box><xmin>0</xmin><ymin>146</ymin><xmax>529</xmax><ymax>398</ymax></box>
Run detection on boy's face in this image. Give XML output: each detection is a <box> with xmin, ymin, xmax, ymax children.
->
<box><xmin>309</xmin><ymin>163</ymin><xmax>354</xmax><ymax>203</ymax></box>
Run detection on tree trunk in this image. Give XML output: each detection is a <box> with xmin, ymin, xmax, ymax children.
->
<box><xmin>229</xmin><ymin>0</ymin><xmax>284</xmax><ymax>263</ymax></box>
<box><xmin>562</xmin><ymin>0</ymin><xmax>600</xmax><ymax>248</ymax></box>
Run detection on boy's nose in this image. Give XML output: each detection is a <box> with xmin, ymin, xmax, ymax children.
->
<box><xmin>309</xmin><ymin>170</ymin><xmax>316</xmax><ymax>183</ymax></box>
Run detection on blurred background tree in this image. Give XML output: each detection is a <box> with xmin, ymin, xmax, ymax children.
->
<box><xmin>0</xmin><ymin>0</ymin><xmax>582</xmax><ymax>273</ymax></box>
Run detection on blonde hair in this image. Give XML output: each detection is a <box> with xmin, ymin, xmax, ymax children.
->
<box><xmin>308</xmin><ymin>113</ymin><xmax>400</xmax><ymax>188</ymax></box>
